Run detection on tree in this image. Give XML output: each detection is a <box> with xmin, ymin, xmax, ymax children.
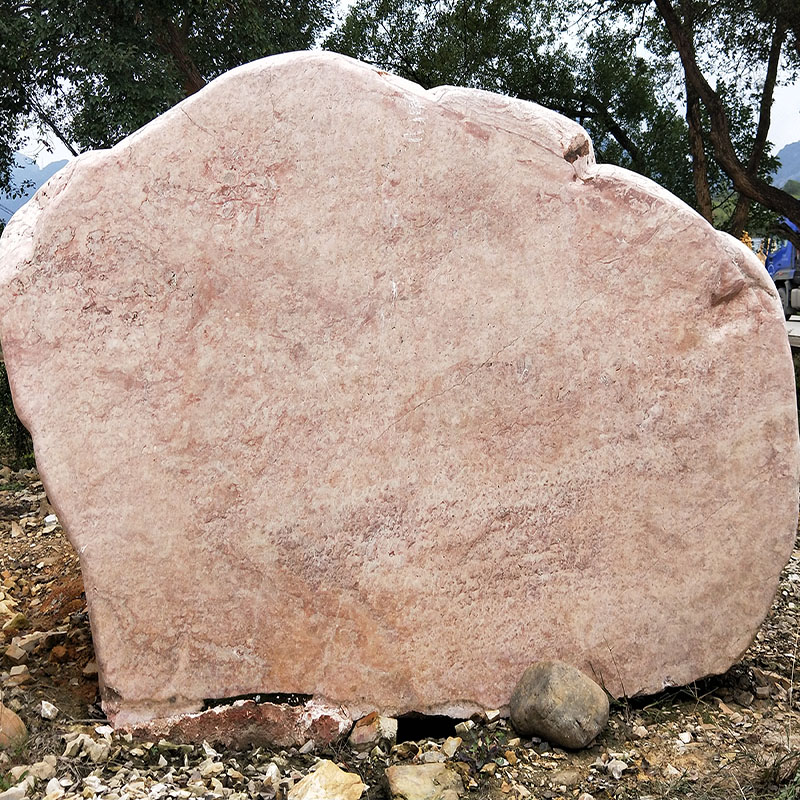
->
<box><xmin>327</xmin><ymin>0</ymin><xmax>699</xmax><ymax>205</ymax></box>
<box><xmin>599</xmin><ymin>0</ymin><xmax>799</xmax><ymax>235</ymax></box>
<box><xmin>0</xmin><ymin>0</ymin><xmax>334</xmax><ymax>193</ymax></box>
<box><xmin>0</xmin><ymin>361</ymin><xmax>32</xmax><ymax>467</ymax></box>
<box><xmin>329</xmin><ymin>0</ymin><xmax>798</xmax><ymax>237</ymax></box>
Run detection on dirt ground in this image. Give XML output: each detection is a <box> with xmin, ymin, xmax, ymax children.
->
<box><xmin>2</xmin><ymin>470</ymin><xmax>800</xmax><ymax>799</ymax></box>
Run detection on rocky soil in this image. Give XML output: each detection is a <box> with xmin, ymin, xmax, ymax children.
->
<box><xmin>1</xmin><ymin>470</ymin><xmax>800</xmax><ymax>799</ymax></box>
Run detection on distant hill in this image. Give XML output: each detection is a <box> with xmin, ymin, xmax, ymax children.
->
<box><xmin>0</xmin><ymin>154</ymin><xmax>68</xmax><ymax>226</ymax></box>
<box><xmin>773</xmin><ymin>140</ymin><xmax>800</xmax><ymax>189</ymax></box>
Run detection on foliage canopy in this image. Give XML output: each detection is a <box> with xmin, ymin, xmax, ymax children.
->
<box><xmin>0</xmin><ymin>0</ymin><xmax>334</xmax><ymax>187</ymax></box>
<box><xmin>329</xmin><ymin>0</ymin><xmax>800</xmax><ymax>235</ymax></box>
<box><xmin>0</xmin><ymin>0</ymin><xmax>798</xmax><ymax>235</ymax></box>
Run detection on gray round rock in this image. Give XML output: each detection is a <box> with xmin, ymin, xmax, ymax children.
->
<box><xmin>509</xmin><ymin>661</ymin><xmax>609</xmax><ymax>749</ymax></box>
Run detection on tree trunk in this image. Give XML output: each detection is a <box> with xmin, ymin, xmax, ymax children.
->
<box><xmin>30</xmin><ymin>97</ymin><xmax>79</xmax><ymax>157</ymax></box>
<box><xmin>652</xmin><ymin>0</ymin><xmax>800</xmax><ymax>230</ymax></box>
<box><xmin>678</xmin><ymin>2</ymin><xmax>713</xmax><ymax>222</ymax></box>
<box><xmin>154</xmin><ymin>17</ymin><xmax>206</xmax><ymax>97</ymax></box>
<box><xmin>685</xmin><ymin>84</ymin><xmax>712</xmax><ymax>222</ymax></box>
<box><xmin>727</xmin><ymin>19</ymin><xmax>785</xmax><ymax>237</ymax></box>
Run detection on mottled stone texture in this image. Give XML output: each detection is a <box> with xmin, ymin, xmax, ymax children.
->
<box><xmin>509</xmin><ymin>661</ymin><xmax>609</xmax><ymax>749</ymax></box>
<box><xmin>0</xmin><ymin>52</ymin><xmax>797</xmax><ymax>730</ymax></box>
<box><xmin>126</xmin><ymin>698</ymin><xmax>351</xmax><ymax>749</ymax></box>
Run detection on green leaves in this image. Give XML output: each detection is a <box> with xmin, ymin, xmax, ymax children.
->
<box><xmin>0</xmin><ymin>0</ymin><xmax>796</xmax><ymax>234</ymax></box>
<box><xmin>0</xmin><ymin>0</ymin><xmax>335</xmax><ymax>181</ymax></box>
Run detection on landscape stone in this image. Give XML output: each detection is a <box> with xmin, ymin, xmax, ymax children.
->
<box><xmin>509</xmin><ymin>661</ymin><xmax>609</xmax><ymax>749</ymax></box>
<box><xmin>125</xmin><ymin>697</ymin><xmax>351</xmax><ymax>749</ymax></box>
<box><xmin>0</xmin><ymin>51</ymin><xmax>797</xmax><ymax>732</ymax></box>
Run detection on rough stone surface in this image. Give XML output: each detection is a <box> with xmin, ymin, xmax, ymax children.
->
<box><xmin>385</xmin><ymin>764</ymin><xmax>464</xmax><ymax>800</ymax></box>
<box><xmin>348</xmin><ymin>712</ymin><xmax>398</xmax><ymax>751</ymax></box>
<box><xmin>125</xmin><ymin>698</ymin><xmax>351</xmax><ymax>749</ymax></box>
<box><xmin>0</xmin><ymin>51</ymin><xmax>797</xmax><ymax>729</ymax></box>
<box><xmin>287</xmin><ymin>760</ymin><xmax>365</xmax><ymax>800</ymax></box>
<box><xmin>0</xmin><ymin>702</ymin><xmax>27</xmax><ymax>747</ymax></box>
<box><xmin>4</xmin><ymin>643</ymin><xmax>27</xmax><ymax>664</ymax></box>
<box><xmin>509</xmin><ymin>661</ymin><xmax>610</xmax><ymax>748</ymax></box>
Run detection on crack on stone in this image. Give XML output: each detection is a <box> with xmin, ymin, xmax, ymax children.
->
<box><xmin>202</xmin><ymin>692</ymin><xmax>313</xmax><ymax>710</ymax></box>
<box><xmin>179</xmin><ymin>107</ymin><xmax>213</xmax><ymax>137</ymax></box>
<box><xmin>369</xmin><ymin>335</ymin><xmax>523</xmax><ymax>442</ymax></box>
<box><xmin>395</xmin><ymin>713</ymin><xmax>460</xmax><ymax>743</ymax></box>
<box><xmin>685</xmin><ymin>471</ymin><xmax>763</xmax><ymax>535</ymax></box>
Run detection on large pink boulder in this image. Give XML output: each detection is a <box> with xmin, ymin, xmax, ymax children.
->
<box><xmin>0</xmin><ymin>52</ymin><xmax>797</xmax><ymax>731</ymax></box>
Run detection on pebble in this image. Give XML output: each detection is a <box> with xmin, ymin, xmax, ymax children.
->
<box><xmin>509</xmin><ymin>661</ymin><xmax>609</xmax><ymax>749</ymax></box>
<box><xmin>419</xmin><ymin>749</ymin><xmax>447</xmax><ymax>763</ymax></box>
<box><xmin>0</xmin><ymin>785</ymin><xmax>28</xmax><ymax>800</ymax></box>
<box><xmin>734</xmin><ymin>690</ymin><xmax>755</xmax><ymax>707</ymax></box>
<box><xmin>43</xmin><ymin>778</ymin><xmax>64</xmax><ymax>800</ymax></box>
<box><xmin>606</xmin><ymin>759</ymin><xmax>628</xmax><ymax>779</ymax></box>
<box><xmin>49</xmin><ymin>645</ymin><xmax>68</xmax><ymax>663</ymax></box>
<box><xmin>551</xmin><ymin>769</ymin><xmax>581</xmax><ymax>786</ymax></box>
<box><xmin>264</xmin><ymin>762</ymin><xmax>281</xmax><ymax>790</ymax></box>
<box><xmin>3</xmin><ymin>644</ymin><xmax>26</xmax><ymax>664</ymax></box>
<box><xmin>442</xmin><ymin>736</ymin><xmax>462</xmax><ymax>757</ymax></box>
<box><xmin>348</xmin><ymin>712</ymin><xmax>398</xmax><ymax>751</ymax></box>
<box><xmin>2</xmin><ymin>613</ymin><xmax>27</xmax><ymax>633</ymax></box>
<box><xmin>28</xmin><ymin>755</ymin><xmax>57</xmax><ymax>779</ymax></box>
<box><xmin>385</xmin><ymin>763</ymin><xmax>464</xmax><ymax>800</ymax></box>
<box><xmin>40</xmin><ymin>700</ymin><xmax>59</xmax><ymax>720</ymax></box>
<box><xmin>287</xmin><ymin>760</ymin><xmax>366</xmax><ymax>800</ymax></box>
<box><xmin>4</xmin><ymin>664</ymin><xmax>31</xmax><ymax>688</ymax></box>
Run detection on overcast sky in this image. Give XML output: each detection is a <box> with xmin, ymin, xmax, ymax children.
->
<box><xmin>769</xmin><ymin>81</ymin><xmax>800</xmax><ymax>153</ymax></box>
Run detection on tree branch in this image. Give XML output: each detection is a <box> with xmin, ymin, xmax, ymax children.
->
<box><xmin>652</xmin><ymin>0</ymin><xmax>800</xmax><ymax>228</ymax></box>
<box><xmin>29</xmin><ymin>96</ymin><xmax>79</xmax><ymax>157</ymax></box>
<box><xmin>153</xmin><ymin>15</ymin><xmax>206</xmax><ymax>96</ymax></box>
<box><xmin>728</xmin><ymin>18</ymin><xmax>785</xmax><ymax>235</ymax></box>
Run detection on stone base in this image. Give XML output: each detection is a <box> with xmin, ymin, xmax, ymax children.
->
<box><xmin>121</xmin><ymin>698</ymin><xmax>352</xmax><ymax>749</ymax></box>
